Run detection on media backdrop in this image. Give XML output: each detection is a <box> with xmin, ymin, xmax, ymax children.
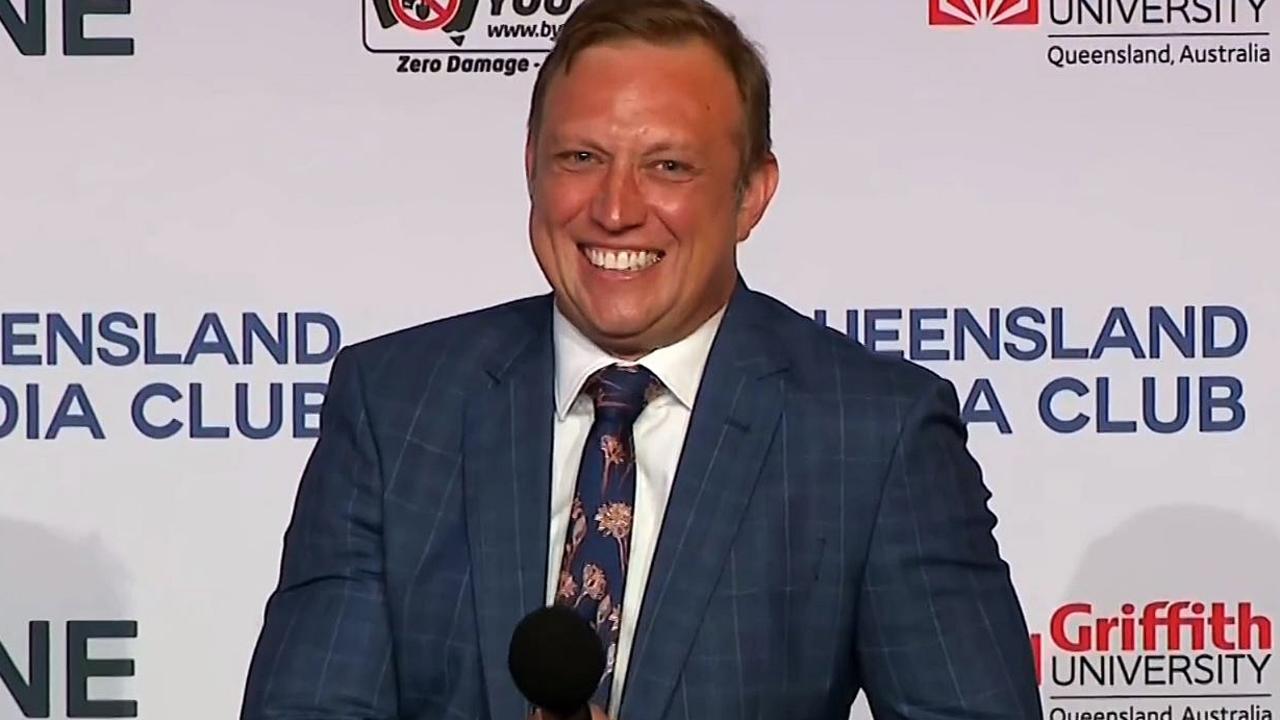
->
<box><xmin>2</xmin><ymin>0</ymin><xmax>1277</xmax><ymax>718</ymax></box>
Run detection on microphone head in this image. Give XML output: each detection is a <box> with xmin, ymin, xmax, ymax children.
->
<box><xmin>508</xmin><ymin>605</ymin><xmax>606</xmax><ymax>718</ymax></box>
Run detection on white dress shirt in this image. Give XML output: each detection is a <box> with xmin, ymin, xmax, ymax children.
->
<box><xmin>545</xmin><ymin>303</ymin><xmax>726</xmax><ymax>718</ymax></box>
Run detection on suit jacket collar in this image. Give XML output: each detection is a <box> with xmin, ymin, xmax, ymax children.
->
<box><xmin>465</xmin><ymin>278</ymin><xmax>789</xmax><ymax>720</ymax></box>
<box><xmin>465</xmin><ymin>297</ymin><xmax>556</xmax><ymax>720</ymax></box>
<box><xmin>475</xmin><ymin>277</ymin><xmax>788</xmax><ymax>384</ymax></box>
<box><xmin>617</xmin><ymin>279</ymin><xmax>789</xmax><ymax>720</ymax></box>
<box><xmin>551</xmin><ymin>301</ymin><xmax>727</xmax><ymax>419</ymax></box>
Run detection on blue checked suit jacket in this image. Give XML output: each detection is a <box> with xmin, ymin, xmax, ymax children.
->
<box><xmin>240</xmin><ymin>280</ymin><xmax>1043</xmax><ymax>720</ymax></box>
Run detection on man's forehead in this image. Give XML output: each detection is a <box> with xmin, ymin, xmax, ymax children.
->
<box><xmin>551</xmin><ymin>37</ymin><xmax>737</xmax><ymax>92</ymax></box>
<box><xmin>541</xmin><ymin>43</ymin><xmax>741</xmax><ymax>118</ymax></box>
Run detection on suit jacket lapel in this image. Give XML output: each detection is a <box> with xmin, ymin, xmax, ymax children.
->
<box><xmin>463</xmin><ymin>296</ymin><xmax>555</xmax><ymax>720</ymax></box>
<box><xmin>620</xmin><ymin>283</ymin><xmax>789</xmax><ymax>720</ymax></box>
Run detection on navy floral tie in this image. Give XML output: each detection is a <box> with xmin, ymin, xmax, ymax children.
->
<box><xmin>555</xmin><ymin>363</ymin><xmax>662</xmax><ymax>708</ymax></box>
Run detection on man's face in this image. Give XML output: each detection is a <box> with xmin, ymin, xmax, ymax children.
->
<box><xmin>527</xmin><ymin>38</ymin><xmax>778</xmax><ymax>359</ymax></box>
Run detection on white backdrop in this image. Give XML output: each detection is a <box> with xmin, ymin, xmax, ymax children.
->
<box><xmin>2</xmin><ymin>0</ymin><xmax>1277</xmax><ymax>718</ymax></box>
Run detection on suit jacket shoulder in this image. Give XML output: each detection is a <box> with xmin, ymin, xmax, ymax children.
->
<box><xmin>326</xmin><ymin>293</ymin><xmax>552</xmax><ymax>469</ymax></box>
<box><xmin>745</xmin><ymin>288</ymin><xmax>950</xmax><ymax>410</ymax></box>
<box><xmin>341</xmin><ymin>293</ymin><xmax>551</xmax><ymax>400</ymax></box>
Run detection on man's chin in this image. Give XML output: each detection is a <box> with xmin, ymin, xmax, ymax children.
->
<box><xmin>569</xmin><ymin>296</ymin><xmax>660</xmax><ymax>331</ymax></box>
<box><xmin>585</xmin><ymin>318</ymin><xmax>658</xmax><ymax>341</ymax></box>
<box><xmin>573</xmin><ymin>313</ymin><xmax>668</xmax><ymax>356</ymax></box>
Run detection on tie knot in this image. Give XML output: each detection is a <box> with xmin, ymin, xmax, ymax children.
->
<box><xmin>586</xmin><ymin>364</ymin><xmax>661</xmax><ymax>425</ymax></box>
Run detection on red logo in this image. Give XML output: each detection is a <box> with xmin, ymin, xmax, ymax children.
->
<box><xmin>390</xmin><ymin>0</ymin><xmax>462</xmax><ymax>32</ymax></box>
<box><xmin>1028</xmin><ymin>601</ymin><xmax>1274</xmax><ymax>685</ymax></box>
<box><xmin>929</xmin><ymin>0</ymin><xmax>1039</xmax><ymax>26</ymax></box>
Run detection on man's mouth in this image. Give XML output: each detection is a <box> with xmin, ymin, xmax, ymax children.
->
<box><xmin>580</xmin><ymin>245</ymin><xmax>665</xmax><ymax>272</ymax></box>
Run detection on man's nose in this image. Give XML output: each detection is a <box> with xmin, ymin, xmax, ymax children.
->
<box><xmin>590</xmin><ymin>165</ymin><xmax>647</xmax><ymax>233</ymax></box>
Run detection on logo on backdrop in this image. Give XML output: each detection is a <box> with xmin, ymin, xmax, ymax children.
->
<box><xmin>1030</xmin><ymin>601</ymin><xmax>1273</xmax><ymax>720</ymax></box>
<box><xmin>363</xmin><ymin>0</ymin><xmax>580</xmax><ymax>76</ymax></box>
<box><xmin>812</xmin><ymin>304</ymin><xmax>1250</xmax><ymax>436</ymax></box>
<box><xmin>929</xmin><ymin>0</ymin><xmax>1040</xmax><ymax>26</ymax></box>
<box><xmin>0</xmin><ymin>0</ymin><xmax>133</xmax><ymax>56</ymax></box>
<box><xmin>927</xmin><ymin>0</ymin><xmax>1273</xmax><ymax>69</ymax></box>
<box><xmin>0</xmin><ymin>311</ymin><xmax>339</xmax><ymax>441</ymax></box>
<box><xmin>1</xmin><ymin>620</ymin><xmax>138</xmax><ymax>718</ymax></box>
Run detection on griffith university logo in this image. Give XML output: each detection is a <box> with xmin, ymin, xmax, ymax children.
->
<box><xmin>364</xmin><ymin>0</ymin><xmax>577</xmax><ymax>76</ymax></box>
<box><xmin>1031</xmin><ymin>600</ymin><xmax>1274</xmax><ymax>720</ymax></box>
<box><xmin>929</xmin><ymin>0</ymin><xmax>1040</xmax><ymax>26</ymax></box>
<box><xmin>927</xmin><ymin>0</ymin><xmax>1272</xmax><ymax>67</ymax></box>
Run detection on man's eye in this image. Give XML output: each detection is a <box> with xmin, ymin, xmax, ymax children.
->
<box><xmin>564</xmin><ymin>151</ymin><xmax>596</xmax><ymax>163</ymax></box>
<box><xmin>655</xmin><ymin>160</ymin><xmax>690</xmax><ymax>173</ymax></box>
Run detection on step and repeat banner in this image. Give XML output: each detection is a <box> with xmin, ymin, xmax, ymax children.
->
<box><xmin>2</xmin><ymin>0</ymin><xmax>1277</xmax><ymax>718</ymax></box>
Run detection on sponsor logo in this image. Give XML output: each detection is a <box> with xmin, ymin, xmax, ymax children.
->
<box><xmin>363</xmin><ymin>0</ymin><xmax>580</xmax><ymax>76</ymax></box>
<box><xmin>927</xmin><ymin>0</ymin><xmax>1273</xmax><ymax>69</ymax></box>
<box><xmin>1031</xmin><ymin>601</ymin><xmax>1274</xmax><ymax>720</ymax></box>
<box><xmin>930</xmin><ymin>0</ymin><xmax>1040</xmax><ymax>26</ymax></box>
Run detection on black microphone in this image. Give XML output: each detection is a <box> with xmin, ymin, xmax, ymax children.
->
<box><xmin>508</xmin><ymin>605</ymin><xmax>606</xmax><ymax>720</ymax></box>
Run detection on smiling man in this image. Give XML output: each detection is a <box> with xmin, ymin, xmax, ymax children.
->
<box><xmin>525</xmin><ymin>27</ymin><xmax>767</xmax><ymax>364</ymax></box>
<box><xmin>239</xmin><ymin>1</ymin><xmax>1043</xmax><ymax>719</ymax></box>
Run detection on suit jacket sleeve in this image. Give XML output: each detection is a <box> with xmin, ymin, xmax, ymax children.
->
<box><xmin>240</xmin><ymin>347</ymin><xmax>399</xmax><ymax>720</ymax></box>
<box><xmin>854</xmin><ymin>378</ymin><xmax>1042</xmax><ymax>719</ymax></box>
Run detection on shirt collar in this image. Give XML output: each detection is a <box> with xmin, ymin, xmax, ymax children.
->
<box><xmin>552</xmin><ymin>303</ymin><xmax>726</xmax><ymax>420</ymax></box>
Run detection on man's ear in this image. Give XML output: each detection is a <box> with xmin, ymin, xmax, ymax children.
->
<box><xmin>735</xmin><ymin>152</ymin><xmax>780</xmax><ymax>242</ymax></box>
<box><xmin>524</xmin><ymin>133</ymin><xmax>537</xmax><ymax>199</ymax></box>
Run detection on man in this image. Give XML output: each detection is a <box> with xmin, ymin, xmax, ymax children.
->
<box><xmin>240</xmin><ymin>0</ymin><xmax>1042</xmax><ymax>718</ymax></box>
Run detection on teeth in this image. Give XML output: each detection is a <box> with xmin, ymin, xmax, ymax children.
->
<box><xmin>585</xmin><ymin>247</ymin><xmax>662</xmax><ymax>272</ymax></box>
